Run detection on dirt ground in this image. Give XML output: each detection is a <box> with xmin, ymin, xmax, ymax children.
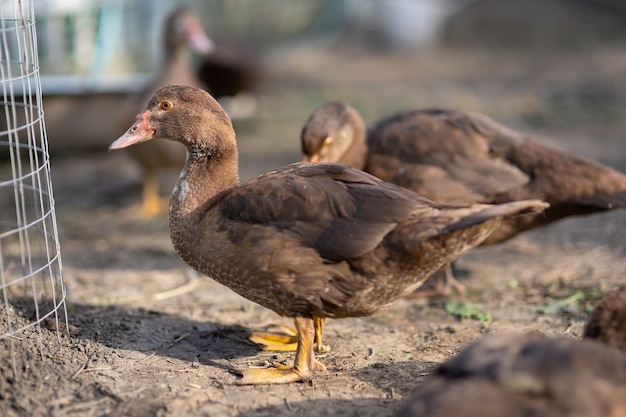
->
<box><xmin>3</xmin><ymin>17</ymin><xmax>626</xmax><ymax>417</ymax></box>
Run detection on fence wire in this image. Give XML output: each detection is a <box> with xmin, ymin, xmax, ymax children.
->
<box><xmin>0</xmin><ymin>0</ymin><xmax>67</xmax><ymax>342</ymax></box>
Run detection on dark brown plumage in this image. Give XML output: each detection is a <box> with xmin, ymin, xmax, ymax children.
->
<box><xmin>197</xmin><ymin>40</ymin><xmax>264</xmax><ymax>101</ymax></box>
<box><xmin>119</xmin><ymin>7</ymin><xmax>214</xmax><ymax>217</ymax></box>
<box><xmin>110</xmin><ymin>85</ymin><xmax>547</xmax><ymax>384</ymax></box>
<box><xmin>397</xmin><ymin>287</ymin><xmax>626</xmax><ymax>417</ymax></box>
<box><xmin>301</xmin><ymin>101</ymin><xmax>626</xmax><ymax>293</ymax></box>
<box><xmin>303</xmin><ymin>102</ymin><xmax>626</xmax><ymax>242</ymax></box>
<box><xmin>584</xmin><ymin>286</ymin><xmax>626</xmax><ymax>352</ymax></box>
<box><xmin>396</xmin><ymin>332</ymin><xmax>626</xmax><ymax>417</ymax></box>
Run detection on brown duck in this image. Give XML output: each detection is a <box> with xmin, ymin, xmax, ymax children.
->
<box><xmin>396</xmin><ymin>332</ymin><xmax>626</xmax><ymax>417</ymax></box>
<box><xmin>118</xmin><ymin>7</ymin><xmax>214</xmax><ymax>217</ymax></box>
<box><xmin>396</xmin><ymin>287</ymin><xmax>626</xmax><ymax>417</ymax></box>
<box><xmin>584</xmin><ymin>286</ymin><xmax>626</xmax><ymax>352</ymax></box>
<box><xmin>301</xmin><ymin>101</ymin><xmax>626</xmax><ymax>293</ymax></box>
<box><xmin>110</xmin><ymin>85</ymin><xmax>547</xmax><ymax>385</ymax></box>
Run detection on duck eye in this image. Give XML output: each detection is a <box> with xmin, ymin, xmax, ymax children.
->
<box><xmin>159</xmin><ymin>100</ymin><xmax>173</xmax><ymax>111</ymax></box>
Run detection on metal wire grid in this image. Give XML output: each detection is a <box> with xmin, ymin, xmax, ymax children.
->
<box><xmin>0</xmin><ymin>0</ymin><xmax>67</xmax><ymax>340</ymax></box>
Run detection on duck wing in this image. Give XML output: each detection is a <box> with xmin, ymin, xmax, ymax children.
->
<box><xmin>366</xmin><ymin>109</ymin><xmax>531</xmax><ymax>204</ymax></box>
<box><xmin>220</xmin><ymin>162</ymin><xmax>434</xmax><ymax>261</ymax></box>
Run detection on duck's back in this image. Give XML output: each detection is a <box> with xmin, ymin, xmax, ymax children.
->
<box><xmin>366</xmin><ymin>109</ymin><xmax>626</xmax><ymax>243</ymax></box>
<box><xmin>366</xmin><ymin>110</ymin><xmax>529</xmax><ymax>204</ymax></box>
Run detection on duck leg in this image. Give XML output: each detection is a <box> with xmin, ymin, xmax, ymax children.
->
<box><xmin>141</xmin><ymin>169</ymin><xmax>167</xmax><ymax>217</ymax></box>
<box><xmin>238</xmin><ymin>317</ymin><xmax>326</xmax><ymax>385</ymax></box>
<box><xmin>249</xmin><ymin>316</ymin><xmax>329</xmax><ymax>352</ymax></box>
<box><xmin>443</xmin><ymin>263</ymin><xmax>467</xmax><ymax>294</ymax></box>
<box><xmin>313</xmin><ymin>316</ymin><xmax>326</xmax><ymax>352</ymax></box>
<box><xmin>249</xmin><ymin>323</ymin><xmax>298</xmax><ymax>351</ymax></box>
<box><xmin>407</xmin><ymin>263</ymin><xmax>466</xmax><ymax>298</ymax></box>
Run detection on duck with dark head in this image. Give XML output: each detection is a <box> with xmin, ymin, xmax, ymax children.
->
<box><xmin>111</xmin><ymin>85</ymin><xmax>548</xmax><ymax>384</ymax></box>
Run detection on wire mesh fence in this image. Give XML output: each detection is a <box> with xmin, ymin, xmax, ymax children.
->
<box><xmin>0</xmin><ymin>0</ymin><xmax>67</xmax><ymax>342</ymax></box>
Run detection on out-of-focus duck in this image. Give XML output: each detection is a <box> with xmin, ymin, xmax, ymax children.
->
<box><xmin>196</xmin><ymin>39</ymin><xmax>264</xmax><ymax>120</ymax></box>
<box><xmin>396</xmin><ymin>332</ymin><xmax>626</xmax><ymax>417</ymax></box>
<box><xmin>301</xmin><ymin>101</ymin><xmax>626</xmax><ymax>295</ymax></box>
<box><xmin>110</xmin><ymin>85</ymin><xmax>548</xmax><ymax>384</ymax></box>
<box><xmin>584</xmin><ymin>285</ymin><xmax>626</xmax><ymax>352</ymax></box>
<box><xmin>396</xmin><ymin>286</ymin><xmax>626</xmax><ymax>417</ymax></box>
<box><xmin>118</xmin><ymin>7</ymin><xmax>214</xmax><ymax>217</ymax></box>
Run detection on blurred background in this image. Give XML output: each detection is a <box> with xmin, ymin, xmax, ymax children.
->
<box><xmin>28</xmin><ymin>0</ymin><xmax>626</xmax><ymax>77</ymax></box>
<box><xmin>5</xmin><ymin>0</ymin><xmax>626</xmax><ymax>217</ymax></box>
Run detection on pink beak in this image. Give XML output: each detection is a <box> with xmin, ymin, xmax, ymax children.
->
<box><xmin>109</xmin><ymin>110</ymin><xmax>156</xmax><ymax>150</ymax></box>
<box><xmin>301</xmin><ymin>154</ymin><xmax>320</xmax><ymax>163</ymax></box>
<box><xmin>186</xmin><ymin>18</ymin><xmax>215</xmax><ymax>55</ymax></box>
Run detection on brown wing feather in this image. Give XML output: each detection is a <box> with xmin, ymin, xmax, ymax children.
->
<box><xmin>220</xmin><ymin>162</ymin><xmax>436</xmax><ymax>261</ymax></box>
<box><xmin>366</xmin><ymin>109</ymin><xmax>530</xmax><ymax>204</ymax></box>
<box><xmin>368</xmin><ymin>109</ymin><xmax>626</xmax><ymax>244</ymax></box>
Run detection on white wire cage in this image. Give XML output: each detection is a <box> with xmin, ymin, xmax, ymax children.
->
<box><xmin>0</xmin><ymin>0</ymin><xmax>67</xmax><ymax>341</ymax></box>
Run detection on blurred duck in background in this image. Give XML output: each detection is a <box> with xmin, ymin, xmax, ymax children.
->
<box><xmin>301</xmin><ymin>101</ymin><xmax>626</xmax><ymax>296</ymax></box>
<box><xmin>396</xmin><ymin>286</ymin><xmax>626</xmax><ymax>417</ymax></box>
<box><xmin>119</xmin><ymin>7</ymin><xmax>214</xmax><ymax>217</ymax></box>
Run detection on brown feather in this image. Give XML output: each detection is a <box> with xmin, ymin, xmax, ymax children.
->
<box><xmin>398</xmin><ymin>286</ymin><xmax>626</xmax><ymax>417</ymax></box>
<box><xmin>301</xmin><ymin>102</ymin><xmax>626</xmax><ymax>245</ymax></box>
<box><xmin>397</xmin><ymin>332</ymin><xmax>626</xmax><ymax>417</ymax></box>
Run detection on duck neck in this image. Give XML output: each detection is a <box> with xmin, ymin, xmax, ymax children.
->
<box><xmin>168</xmin><ymin>140</ymin><xmax>239</xmax><ymax>257</ymax></box>
<box><xmin>346</xmin><ymin>114</ymin><xmax>368</xmax><ymax>170</ymax></box>
<box><xmin>334</xmin><ymin>106</ymin><xmax>368</xmax><ymax>169</ymax></box>
<box><xmin>164</xmin><ymin>47</ymin><xmax>195</xmax><ymax>81</ymax></box>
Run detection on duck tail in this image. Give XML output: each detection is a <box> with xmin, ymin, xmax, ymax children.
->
<box><xmin>443</xmin><ymin>200</ymin><xmax>549</xmax><ymax>233</ymax></box>
<box><xmin>570</xmin><ymin>191</ymin><xmax>626</xmax><ymax>210</ymax></box>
